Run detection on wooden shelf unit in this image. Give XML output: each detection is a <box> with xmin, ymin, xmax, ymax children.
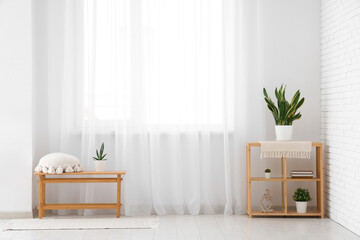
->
<box><xmin>246</xmin><ymin>142</ymin><xmax>324</xmax><ymax>218</ymax></box>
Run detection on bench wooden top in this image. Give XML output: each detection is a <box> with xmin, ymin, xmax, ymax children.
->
<box><xmin>34</xmin><ymin>171</ymin><xmax>126</xmax><ymax>175</ymax></box>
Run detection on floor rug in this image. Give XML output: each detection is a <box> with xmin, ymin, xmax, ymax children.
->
<box><xmin>2</xmin><ymin>217</ymin><xmax>159</xmax><ymax>231</ymax></box>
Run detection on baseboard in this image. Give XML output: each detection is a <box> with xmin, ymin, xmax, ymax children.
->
<box><xmin>0</xmin><ymin>211</ymin><xmax>33</xmax><ymax>219</ymax></box>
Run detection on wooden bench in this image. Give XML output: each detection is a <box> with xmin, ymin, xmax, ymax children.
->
<box><xmin>34</xmin><ymin>171</ymin><xmax>126</xmax><ymax>219</ymax></box>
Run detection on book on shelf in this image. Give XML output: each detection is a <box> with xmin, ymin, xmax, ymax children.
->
<box><xmin>291</xmin><ymin>170</ymin><xmax>313</xmax><ymax>174</ymax></box>
<box><xmin>290</xmin><ymin>175</ymin><xmax>313</xmax><ymax>178</ymax></box>
<box><xmin>290</xmin><ymin>170</ymin><xmax>313</xmax><ymax>178</ymax></box>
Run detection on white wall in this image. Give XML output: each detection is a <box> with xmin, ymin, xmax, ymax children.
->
<box><xmin>0</xmin><ymin>0</ymin><xmax>33</xmax><ymax>217</ymax></box>
<box><xmin>321</xmin><ymin>0</ymin><xmax>360</xmax><ymax>236</ymax></box>
<box><xmin>248</xmin><ymin>0</ymin><xmax>321</xmax><ymax>209</ymax></box>
<box><xmin>257</xmin><ymin>0</ymin><xmax>321</xmax><ymax>142</ymax></box>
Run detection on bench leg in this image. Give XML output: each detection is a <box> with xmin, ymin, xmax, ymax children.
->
<box><xmin>38</xmin><ymin>175</ymin><xmax>45</xmax><ymax>219</ymax></box>
<box><xmin>117</xmin><ymin>174</ymin><xmax>121</xmax><ymax>218</ymax></box>
<box><xmin>42</xmin><ymin>177</ymin><xmax>46</xmax><ymax>217</ymax></box>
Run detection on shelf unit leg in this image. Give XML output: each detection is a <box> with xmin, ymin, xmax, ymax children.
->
<box><xmin>281</xmin><ymin>156</ymin><xmax>284</xmax><ymax>210</ymax></box>
<box><xmin>316</xmin><ymin>146</ymin><xmax>320</xmax><ymax>212</ymax></box>
<box><xmin>316</xmin><ymin>145</ymin><xmax>325</xmax><ymax>218</ymax></box>
<box><xmin>284</xmin><ymin>155</ymin><xmax>287</xmax><ymax>214</ymax></box>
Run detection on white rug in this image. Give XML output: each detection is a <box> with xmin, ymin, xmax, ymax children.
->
<box><xmin>2</xmin><ymin>217</ymin><xmax>159</xmax><ymax>231</ymax></box>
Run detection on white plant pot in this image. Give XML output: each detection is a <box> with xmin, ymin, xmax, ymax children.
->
<box><xmin>94</xmin><ymin>160</ymin><xmax>107</xmax><ymax>171</ymax></box>
<box><xmin>275</xmin><ymin>125</ymin><xmax>293</xmax><ymax>141</ymax></box>
<box><xmin>265</xmin><ymin>173</ymin><xmax>271</xmax><ymax>179</ymax></box>
<box><xmin>295</xmin><ymin>201</ymin><xmax>308</xmax><ymax>213</ymax></box>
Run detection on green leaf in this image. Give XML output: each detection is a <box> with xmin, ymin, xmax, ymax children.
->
<box><xmin>293</xmin><ymin>112</ymin><xmax>302</xmax><ymax>121</ymax></box>
<box><xmin>295</xmin><ymin>97</ymin><xmax>305</xmax><ymax>111</ymax></box>
<box><xmin>264</xmin><ymin>98</ymin><xmax>277</xmax><ymax>112</ymax></box>
<box><xmin>275</xmin><ymin>89</ymin><xmax>281</xmax><ymax>103</ymax></box>
<box><xmin>267</xmin><ymin>106</ymin><xmax>279</xmax><ymax>124</ymax></box>
<box><xmin>263</xmin><ymin>88</ymin><xmax>269</xmax><ymax>98</ymax></box>
<box><xmin>100</xmin><ymin>143</ymin><xmax>104</xmax><ymax>156</ymax></box>
<box><xmin>285</xmin><ymin>103</ymin><xmax>297</xmax><ymax>119</ymax></box>
<box><xmin>290</xmin><ymin>90</ymin><xmax>300</xmax><ymax>106</ymax></box>
<box><xmin>281</xmin><ymin>85</ymin><xmax>286</xmax><ymax>100</ymax></box>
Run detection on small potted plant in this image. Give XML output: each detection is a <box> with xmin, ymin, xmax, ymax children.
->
<box><xmin>93</xmin><ymin>143</ymin><xmax>107</xmax><ymax>171</ymax></box>
<box><xmin>265</xmin><ymin>169</ymin><xmax>271</xmax><ymax>179</ymax></box>
<box><xmin>293</xmin><ymin>188</ymin><xmax>312</xmax><ymax>213</ymax></box>
<box><xmin>263</xmin><ymin>85</ymin><xmax>305</xmax><ymax>141</ymax></box>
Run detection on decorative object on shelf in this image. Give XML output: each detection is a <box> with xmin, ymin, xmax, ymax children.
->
<box><xmin>260</xmin><ymin>141</ymin><xmax>312</xmax><ymax>159</ymax></box>
<box><xmin>260</xmin><ymin>189</ymin><xmax>273</xmax><ymax>213</ymax></box>
<box><xmin>93</xmin><ymin>142</ymin><xmax>107</xmax><ymax>171</ymax></box>
<box><xmin>293</xmin><ymin>188</ymin><xmax>312</xmax><ymax>214</ymax></box>
<box><xmin>34</xmin><ymin>153</ymin><xmax>83</xmax><ymax>174</ymax></box>
<box><xmin>291</xmin><ymin>170</ymin><xmax>313</xmax><ymax>178</ymax></box>
<box><xmin>264</xmin><ymin>168</ymin><xmax>271</xmax><ymax>179</ymax></box>
<box><xmin>263</xmin><ymin>84</ymin><xmax>305</xmax><ymax>141</ymax></box>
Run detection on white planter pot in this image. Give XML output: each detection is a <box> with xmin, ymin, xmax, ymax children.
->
<box><xmin>275</xmin><ymin>125</ymin><xmax>293</xmax><ymax>141</ymax></box>
<box><xmin>295</xmin><ymin>201</ymin><xmax>308</xmax><ymax>213</ymax></box>
<box><xmin>94</xmin><ymin>160</ymin><xmax>107</xmax><ymax>171</ymax></box>
<box><xmin>265</xmin><ymin>173</ymin><xmax>271</xmax><ymax>179</ymax></box>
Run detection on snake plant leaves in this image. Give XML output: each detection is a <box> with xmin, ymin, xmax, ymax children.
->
<box><xmin>263</xmin><ymin>84</ymin><xmax>305</xmax><ymax>125</ymax></box>
<box><xmin>94</xmin><ymin>142</ymin><xmax>107</xmax><ymax>160</ymax></box>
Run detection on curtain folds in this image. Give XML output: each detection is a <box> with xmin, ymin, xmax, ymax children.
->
<box><xmin>44</xmin><ymin>0</ymin><xmax>250</xmax><ymax>216</ymax></box>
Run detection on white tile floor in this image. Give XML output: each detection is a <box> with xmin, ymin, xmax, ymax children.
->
<box><xmin>0</xmin><ymin>214</ymin><xmax>359</xmax><ymax>240</ymax></box>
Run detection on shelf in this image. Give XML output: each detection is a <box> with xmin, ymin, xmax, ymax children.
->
<box><xmin>251</xmin><ymin>177</ymin><xmax>320</xmax><ymax>182</ymax></box>
<box><xmin>251</xmin><ymin>210</ymin><xmax>285</xmax><ymax>216</ymax></box>
<box><xmin>251</xmin><ymin>210</ymin><xmax>322</xmax><ymax>216</ymax></box>
<box><xmin>287</xmin><ymin>177</ymin><xmax>320</xmax><ymax>181</ymax></box>
<box><xmin>251</xmin><ymin>177</ymin><xmax>284</xmax><ymax>181</ymax></box>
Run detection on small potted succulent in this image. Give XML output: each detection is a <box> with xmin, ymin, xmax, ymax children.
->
<box><xmin>93</xmin><ymin>143</ymin><xmax>107</xmax><ymax>171</ymax></box>
<box><xmin>264</xmin><ymin>169</ymin><xmax>271</xmax><ymax>179</ymax></box>
<box><xmin>293</xmin><ymin>188</ymin><xmax>312</xmax><ymax>213</ymax></box>
<box><xmin>263</xmin><ymin>85</ymin><xmax>305</xmax><ymax>141</ymax></box>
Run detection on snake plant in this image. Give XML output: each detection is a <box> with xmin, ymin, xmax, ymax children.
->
<box><xmin>93</xmin><ymin>143</ymin><xmax>107</xmax><ymax>161</ymax></box>
<box><xmin>263</xmin><ymin>85</ymin><xmax>305</xmax><ymax>125</ymax></box>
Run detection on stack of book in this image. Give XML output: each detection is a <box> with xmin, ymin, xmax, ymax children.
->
<box><xmin>290</xmin><ymin>170</ymin><xmax>313</xmax><ymax>178</ymax></box>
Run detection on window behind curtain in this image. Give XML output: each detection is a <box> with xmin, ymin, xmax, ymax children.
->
<box><xmin>83</xmin><ymin>0</ymin><xmax>224</xmax><ymax>127</ymax></box>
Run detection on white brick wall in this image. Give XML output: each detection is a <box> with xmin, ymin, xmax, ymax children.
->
<box><xmin>321</xmin><ymin>0</ymin><xmax>360</xmax><ymax>236</ymax></box>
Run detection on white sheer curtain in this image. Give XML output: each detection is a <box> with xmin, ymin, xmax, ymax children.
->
<box><xmin>44</xmin><ymin>0</ymin><xmax>249</xmax><ymax>216</ymax></box>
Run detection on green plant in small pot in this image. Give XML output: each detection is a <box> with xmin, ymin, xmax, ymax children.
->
<box><xmin>293</xmin><ymin>188</ymin><xmax>312</xmax><ymax>213</ymax></box>
<box><xmin>264</xmin><ymin>168</ymin><xmax>271</xmax><ymax>179</ymax></box>
<box><xmin>263</xmin><ymin>85</ymin><xmax>305</xmax><ymax>141</ymax></box>
<box><xmin>93</xmin><ymin>143</ymin><xmax>107</xmax><ymax>171</ymax></box>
